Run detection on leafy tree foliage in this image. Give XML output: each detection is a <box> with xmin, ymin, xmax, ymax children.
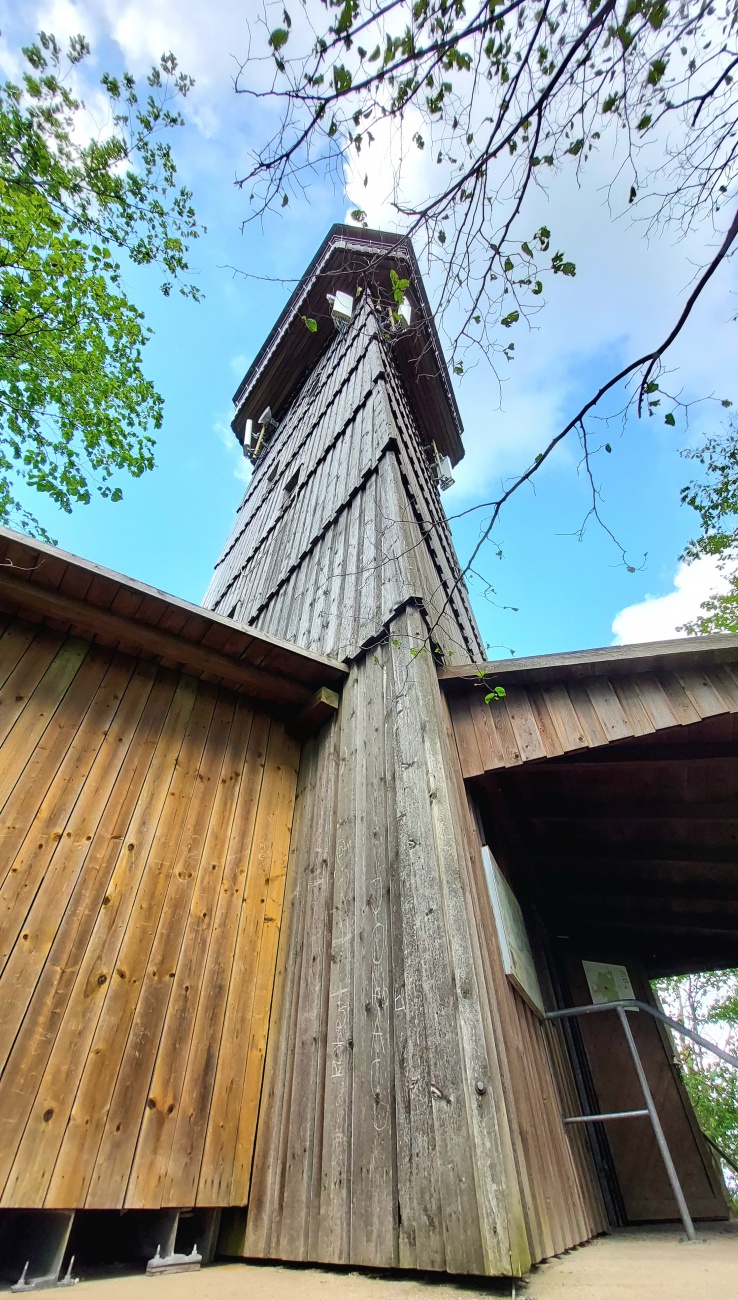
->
<box><xmin>655</xmin><ymin>970</ymin><xmax>738</xmax><ymax>1203</ymax></box>
<box><xmin>235</xmin><ymin>0</ymin><xmax>738</xmax><ymax>591</ymax></box>
<box><xmin>675</xmin><ymin>413</ymin><xmax>738</xmax><ymax>633</ymax></box>
<box><xmin>0</xmin><ymin>33</ymin><xmax>202</xmax><ymax>538</ymax></box>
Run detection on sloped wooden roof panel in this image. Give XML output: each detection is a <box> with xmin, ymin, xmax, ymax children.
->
<box><xmin>0</xmin><ymin>527</ymin><xmax>346</xmax><ymax>713</ymax></box>
<box><xmin>449</xmin><ymin>661</ymin><xmax>738</xmax><ymax>778</ymax></box>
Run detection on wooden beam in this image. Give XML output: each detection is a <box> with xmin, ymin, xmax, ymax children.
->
<box><xmin>510</xmin><ymin>742</ymin><xmax>738</xmax><ymax>766</ymax></box>
<box><xmin>287</xmin><ymin>686</ymin><xmax>340</xmax><ymax>738</ymax></box>
<box><xmin>528</xmin><ymin>800</ymin><xmax>738</xmax><ymax>822</ymax></box>
<box><xmin>0</xmin><ymin>568</ymin><xmax>313</xmax><ymax>707</ymax></box>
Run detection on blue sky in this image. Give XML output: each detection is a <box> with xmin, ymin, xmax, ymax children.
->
<box><xmin>2</xmin><ymin>0</ymin><xmax>737</xmax><ymax>659</ymax></box>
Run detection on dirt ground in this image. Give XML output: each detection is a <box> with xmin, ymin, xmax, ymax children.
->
<box><xmin>4</xmin><ymin>1223</ymin><xmax>737</xmax><ymax>1300</ymax></box>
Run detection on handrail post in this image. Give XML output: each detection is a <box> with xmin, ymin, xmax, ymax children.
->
<box><xmin>615</xmin><ymin>1005</ymin><xmax>696</xmax><ymax>1242</ymax></box>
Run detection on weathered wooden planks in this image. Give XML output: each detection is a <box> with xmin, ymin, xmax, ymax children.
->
<box><xmin>241</xmin><ymin>610</ymin><xmax>542</xmax><ymax>1277</ymax></box>
<box><xmin>0</xmin><ymin>617</ymin><xmax>299</xmax><ymax>1211</ymax></box>
<box><xmin>204</xmin><ymin>299</ymin><xmax>484</xmax><ymax>666</ymax></box>
<box><xmin>449</xmin><ymin>664</ymin><xmax>738</xmax><ymax>778</ymax></box>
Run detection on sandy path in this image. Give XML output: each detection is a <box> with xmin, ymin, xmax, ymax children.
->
<box><xmin>3</xmin><ymin>1223</ymin><xmax>736</xmax><ymax>1299</ymax></box>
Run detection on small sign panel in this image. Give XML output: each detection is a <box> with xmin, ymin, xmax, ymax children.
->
<box><xmin>481</xmin><ymin>846</ymin><xmax>544</xmax><ymax>1016</ymax></box>
<box><xmin>582</xmin><ymin>960</ymin><xmax>635</xmax><ymax>1005</ymax></box>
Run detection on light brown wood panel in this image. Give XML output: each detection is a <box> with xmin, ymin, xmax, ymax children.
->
<box><xmin>0</xmin><ymin>619</ymin><xmax>299</xmax><ymax>1212</ymax></box>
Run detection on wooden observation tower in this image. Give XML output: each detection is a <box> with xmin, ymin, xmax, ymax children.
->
<box><xmin>0</xmin><ymin>223</ymin><xmax>733</xmax><ymax>1288</ymax></box>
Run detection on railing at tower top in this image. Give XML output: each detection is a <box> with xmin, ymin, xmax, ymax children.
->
<box><xmin>545</xmin><ymin>999</ymin><xmax>738</xmax><ymax>1242</ymax></box>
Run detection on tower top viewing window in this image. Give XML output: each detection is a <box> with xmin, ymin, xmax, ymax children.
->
<box><xmin>231</xmin><ymin>224</ymin><xmax>463</xmax><ymax>468</ymax></box>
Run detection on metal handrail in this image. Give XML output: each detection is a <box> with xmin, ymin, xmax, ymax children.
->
<box><xmin>703</xmin><ymin>1131</ymin><xmax>738</xmax><ymax>1179</ymax></box>
<box><xmin>547</xmin><ymin>998</ymin><xmax>738</xmax><ymax>1069</ymax></box>
<box><xmin>545</xmin><ymin>998</ymin><xmax>738</xmax><ymax>1243</ymax></box>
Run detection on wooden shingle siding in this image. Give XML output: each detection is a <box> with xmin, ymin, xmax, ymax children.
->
<box><xmin>0</xmin><ymin>617</ymin><xmax>299</xmax><ymax>1210</ymax></box>
<box><xmin>449</xmin><ymin>664</ymin><xmax>738</xmax><ymax>778</ymax></box>
<box><xmin>205</xmin><ymin>302</ymin><xmax>483</xmax><ymax>665</ymax></box>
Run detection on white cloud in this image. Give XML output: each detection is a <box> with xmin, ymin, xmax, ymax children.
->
<box><xmin>611</xmin><ymin>555</ymin><xmax>731</xmax><ymax>644</ymax></box>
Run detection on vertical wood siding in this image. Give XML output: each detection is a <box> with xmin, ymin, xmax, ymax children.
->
<box><xmin>237</xmin><ymin>609</ymin><xmax>537</xmax><ymax>1276</ymax></box>
<box><xmin>442</xmin><ymin>770</ymin><xmax>609</xmax><ymax>1262</ymax></box>
<box><xmin>0</xmin><ymin>616</ymin><xmax>299</xmax><ymax>1210</ymax></box>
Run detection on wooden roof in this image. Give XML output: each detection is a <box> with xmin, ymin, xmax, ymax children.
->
<box><xmin>451</xmin><ymin>659</ymin><xmax>738</xmax><ymax>775</ymax></box>
<box><xmin>445</xmin><ymin>637</ymin><xmax>738</xmax><ymax>975</ymax></box>
<box><xmin>0</xmin><ymin>527</ymin><xmax>346</xmax><ymax>716</ymax></box>
<box><xmin>231</xmin><ymin>224</ymin><xmax>465</xmax><ymax>465</ymax></box>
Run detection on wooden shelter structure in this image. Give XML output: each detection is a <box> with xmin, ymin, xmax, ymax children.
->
<box><xmin>0</xmin><ymin>225</ymin><xmax>734</xmax><ymax>1286</ymax></box>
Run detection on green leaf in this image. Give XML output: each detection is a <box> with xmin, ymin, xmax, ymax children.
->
<box><xmin>665</xmin><ymin>412</ymin><xmax>676</xmax><ymax>426</ymax></box>
<box><xmin>300</xmin><ymin>315</ymin><xmax>318</xmax><ymax>332</ymax></box>
<box><xmin>501</xmin><ymin>310</ymin><xmax>520</xmax><ymax>327</ymax></box>
<box><xmin>269</xmin><ymin>27</ymin><xmax>289</xmax><ymax>51</ymax></box>
<box><xmin>333</xmin><ymin>65</ymin><xmax>352</xmax><ymax>93</ymax></box>
<box><xmin>647</xmin><ymin>58</ymin><xmax>667</xmax><ymax>85</ymax></box>
<box><xmin>484</xmin><ymin>686</ymin><xmax>506</xmax><ymax>703</ymax></box>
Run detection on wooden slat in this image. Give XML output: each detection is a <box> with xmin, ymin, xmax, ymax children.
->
<box><xmin>526</xmin><ymin>688</ymin><xmax>566</xmax><ymax>759</ymax></box>
<box><xmin>564</xmin><ymin>682</ymin><xmax>609</xmax><ymax>749</ymax></box>
<box><xmin>349</xmin><ymin>650</ymin><xmax>395</xmax><ymax>1267</ymax></box>
<box><xmin>316</xmin><ymin>666</ymin><xmax>358</xmax><ymax>1263</ymax></box>
<box><xmin>0</xmin><ymin>619</ymin><xmax>39</xmax><ymax>692</ymax></box>
<box><xmin>655</xmin><ymin>672</ymin><xmax>702</xmax><ymax>726</ymax></box>
<box><xmin>584</xmin><ymin>678</ymin><xmax>632</xmax><ymax>742</ymax></box>
<box><xmin>0</xmin><ymin>653</ymin><xmax>131</xmax><ymax>977</ymax></box>
<box><xmin>0</xmin><ymin>674</ymin><xmax>197</xmax><ymax>1206</ymax></box>
<box><xmin>86</xmin><ymin>691</ymin><xmax>238</xmax><ymax>1207</ymax></box>
<box><xmin>470</xmin><ymin>692</ymin><xmax>508</xmax><ymax>771</ymax></box>
<box><xmin>41</xmin><ymin>682</ymin><xmax>215</xmax><ymax>1209</ymax></box>
<box><xmin>0</xmin><ymin>666</ymin><xmax>169</xmax><ymax>1206</ymax></box>
<box><xmin>632</xmin><ymin>674</ymin><xmax>681</xmax><ymax>732</ymax></box>
<box><xmin>229</xmin><ymin>728</ymin><xmax>300</xmax><ymax>1206</ymax></box>
<box><xmin>504</xmin><ymin>686</ymin><xmax>548</xmax><ymax>763</ymax></box>
<box><xmin>0</xmin><ymin>636</ymin><xmax>87</xmax><ymax>816</ymax></box>
<box><xmin>677</xmin><ymin>669</ymin><xmax>732</xmax><ymax>719</ymax></box>
<box><xmin>123</xmin><ymin>699</ymin><xmax>257</xmax><ymax>1208</ymax></box>
<box><xmin>239</xmin><ymin>735</ymin><xmax>319</xmax><ymax>1258</ymax></box>
<box><xmin>708</xmin><ymin>664</ymin><xmax>738</xmax><ymax>712</ymax></box>
<box><xmin>0</xmin><ymin>659</ymin><xmax>152</xmax><ymax>1068</ymax></box>
<box><xmin>611</xmin><ymin>676</ymin><xmax>657</xmax><ymax>736</ymax></box>
<box><xmin>192</xmin><ymin>726</ymin><xmax>299</xmax><ymax>1207</ymax></box>
<box><xmin>540</xmin><ymin>683</ymin><xmax>587</xmax><ymax>753</ymax></box>
<box><xmin>447</xmin><ymin>693</ymin><xmax>485</xmax><ymax>778</ymax></box>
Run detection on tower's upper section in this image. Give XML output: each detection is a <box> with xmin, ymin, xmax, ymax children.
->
<box><xmin>205</xmin><ymin>226</ymin><xmax>483</xmax><ymax>665</ymax></box>
<box><xmin>231</xmin><ymin>224</ymin><xmax>464</xmax><ymax>467</ymax></box>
